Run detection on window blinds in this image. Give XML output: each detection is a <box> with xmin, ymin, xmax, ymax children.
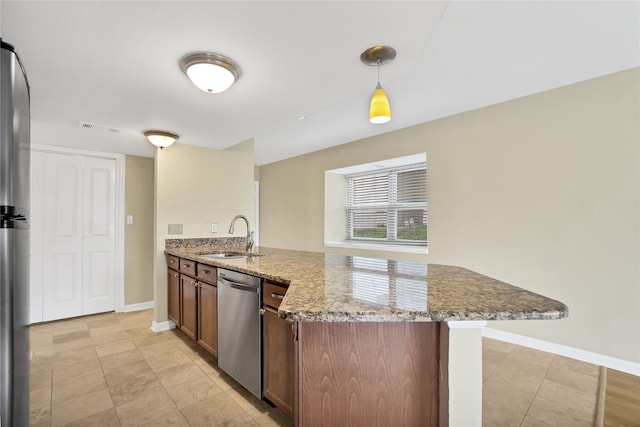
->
<box><xmin>346</xmin><ymin>163</ymin><xmax>427</xmax><ymax>244</ymax></box>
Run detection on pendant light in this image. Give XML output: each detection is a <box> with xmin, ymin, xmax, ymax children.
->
<box><xmin>360</xmin><ymin>46</ymin><xmax>396</xmax><ymax>124</ymax></box>
<box><xmin>144</xmin><ymin>130</ymin><xmax>178</xmax><ymax>149</ymax></box>
<box><xmin>180</xmin><ymin>52</ymin><xmax>241</xmax><ymax>94</ymax></box>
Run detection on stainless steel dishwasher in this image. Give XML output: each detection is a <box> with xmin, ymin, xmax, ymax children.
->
<box><xmin>217</xmin><ymin>268</ymin><xmax>263</xmax><ymax>398</ymax></box>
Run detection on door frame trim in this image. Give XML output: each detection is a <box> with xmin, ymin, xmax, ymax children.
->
<box><xmin>31</xmin><ymin>144</ymin><xmax>125</xmax><ymax>313</ymax></box>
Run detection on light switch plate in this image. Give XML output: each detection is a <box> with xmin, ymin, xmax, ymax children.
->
<box><xmin>126</xmin><ymin>215</ymin><xmax>133</xmax><ymax>225</ymax></box>
<box><xmin>168</xmin><ymin>224</ymin><xmax>183</xmax><ymax>234</ymax></box>
<box><xmin>211</xmin><ymin>223</ymin><xmax>218</xmax><ymax>233</ymax></box>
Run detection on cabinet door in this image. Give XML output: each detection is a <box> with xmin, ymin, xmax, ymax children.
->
<box><xmin>263</xmin><ymin>307</ymin><xmax>294</xmax><ymax>417</ymax></box>
<box><xmin>168</xmin><ymin>268</ymin><xmax>180</xmax><ymax>327</ymax></box>
<box><xmin>180</xmin><ymin>274</ymin><xmax>198</xmax><ymax>340</ymax></box>
<box><xmin>197</xmin><ymin>281</ymin><xmax>217</xmax><ymax>356</ymax></box>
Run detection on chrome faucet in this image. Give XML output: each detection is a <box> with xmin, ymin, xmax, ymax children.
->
<box><xmin>228</xmin><ymin>214</ymin><xmax>254</xmax><ymax>253</ymax></box>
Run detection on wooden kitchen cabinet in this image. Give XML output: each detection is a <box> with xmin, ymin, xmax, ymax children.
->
<box><xmin>197</xmin><ymin>264</ymin><xmax>217</xmax><ymax>357</ymax></box>
<box><xmin>167</xmin><ymin>268</ymin><xmax>180</xmax><ymax>327</ymax></box>
<box><xmin>262</xmin><ymin>281</ymin><xmax>294</xmax><ymax>418</ymax></box>
<box><xmin>180</xmin><ymin>274</ymin><xmax>198</xmax><ymax>340</ymax></box>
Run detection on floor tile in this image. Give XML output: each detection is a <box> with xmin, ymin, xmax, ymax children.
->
<box><xmin>545</xmin><ymin>355</ymin><xmax>599</xmax><ymax>393</ymax></box>
<box><xmin>207</xmin><ymin>367</ymin><xmax>240</xmax><ymax>391</ymax></box>
<box><xmin>125</xmin><ymin>326</ymin><xmax>156</xmax><ymax>339</ymax></box>
<box><xmin>99</xmin><ymin>348</ymin><xmax>145</xmax><ymax>372</ymax></box>
<box><xmin>65</xmin><ymin>408</ymin><xmax>121</xmax><ymax>427</ymax></box>
<box><xmin>96</xmin><ymin>338</ymin><xmax>136</xmax><ymax>358</ymax></box>
<box><xmin>30</xmin><ymin>404</ymin><xmax>51</xmax><ymax>427</ymax></box>
<box><xmin>52</xmin><ymin>370</ymin><xmax>107</xmax><ymax>403</ymax></box>
<box><xmin>146</xmin><ymin>349</ymin><xmax>193</xmax><ymax>373</ymax></box>
<box><xmin>138</xmin><ymin>340</ymin><xmax>180</xmax><ymax>359</ymax></box>
<box><xmin>103</xmin><ymin>359</ymin><xmax>157</xmax><ymax>388</ymax></box>
<box><xmin>219</xmin><ymin>411</ymin><xmax>260</xmax><ymax>426</ymax></box>
<box><xmin>52</xmin><ymin>329</ymin><xmax>91</xmax><ymax>344</ymax></box>
<box><xmin>110</xmin><ymin>375</ymin><xmax>162</xmax><ymax>407</ymax></box>
<box><xmin>483</xmin><ymin>337</ymin><xmax>516</xmax><ymax>353</ymax></box>
<box><xmin>53</xmin><ymin>344</ymin><xmax>98</xmax><ymax>367</ymax></box>
<box><xmin>115</xmin><ymin>382</ymin><xmax>178</xmax><ymax>427</ymax></box>
<box><xmin>30</xmin><ymin>310</ymin><xmax>601</xmax><ymax>427</ymax></box>
<box><xmin>52</xmin><ymin>357</ymin><xmax>103</xmax><ymax>384</ymax></box>
<box><xmin>51</xmin><ymin>387</ymin><xmax>114</xmax><ymax>426</ymax></box>
<box><xmin>250</xmin><ymin>407</ymin><xmax>294</xmax><ymax>427</ymax></box>
<box><xmin>140</xmin><ymin>410</ymin><xmax>190</xmax><ymax>426</ymax></box>
<box><xmin>31</xmin><ymin>367</ymin><xmax>52</xmax><ymax>391</ymax></box>
<box><xmin>86</xmin><ymin>316</ymin><xmax>118</xmax><ymax>330</ymax></box>
<box><xmin>156</xmin><ymin>363</ymin><xmax>207</xmax><ymax>388</ymax></box>
<box><xmin>483</xmin><ymin>376</ymin><xmax>533</xmax><ymax>426</ymax></box>
<box><xmin>91</xmin><ymin>330</ymin><xmax>133</xmax><ymax>346</ymax></box>
<box><xmin>164</xmin><ymin>375</ymin><xmax>224</xmax><ymax>408</ymax></box>
<box><xmin>30</xmin><ymin>385</ymin><xmax>52</xmax><ymax>410</ymax></box>
<box><xmin>180</xmin><ymin>393</ymin><xmax>246</xmax><ymax>426</ymax></box>
<box><xmin>226</xmin><ymin>386</ymin><xmax>271</xmax><ymax>413</ymax></box>
<box><xmin>523</xmin><ymin>378</ymin><xmax>596</xmax><ymax>426</ymax></box>
<box><xmin>51</xmin><ymin>322</ymin><xmax>88</xmax><ymax>336</ymax></box>
<box><xmin>133</xmin><ymin>332</ymin><xmax>172</xmax><ymax>349</ymax></box>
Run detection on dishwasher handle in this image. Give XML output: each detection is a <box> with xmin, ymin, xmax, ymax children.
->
<box><xmin>218</xmin><ymin>276</ymin><xmax>259</xmax><ymax>293</ymax></box>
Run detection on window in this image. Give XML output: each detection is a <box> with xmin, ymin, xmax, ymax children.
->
<box><xmin>346</xmin><ymin>163</ymin><xmax>427</xmax><ymax>245</ymax></box>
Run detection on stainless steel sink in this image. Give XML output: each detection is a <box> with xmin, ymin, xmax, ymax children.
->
<box><xmin>200</xmin><ymin>252</ymin><xmax>247</xmax><ymax>259</ymax></box>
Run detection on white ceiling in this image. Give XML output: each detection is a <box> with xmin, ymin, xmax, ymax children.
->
<box><xmin>1</xmin><ymin>1</ymin><xmax>638</xmax><ymax>165</ymax></box>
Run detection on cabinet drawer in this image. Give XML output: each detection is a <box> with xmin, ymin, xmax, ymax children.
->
<box><xmin>197</xmin><ymin>264</ymin><xmax>217</xmax><ymax>284</ymax></box>
<box><xmin>167</xmin><ymin>255</ymin><xmax>179</xmax><ymax>271</ymax></box>
<box><xmin>264</xmin><ymin>282</ymin><xmax>288</xmax><ymax>309</ymax></box>
<box><xmin>179</xmin><ymin>258</ymin><xmax>196</xmax><ymax>276</ymax></box>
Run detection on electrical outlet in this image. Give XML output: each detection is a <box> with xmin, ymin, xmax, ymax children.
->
<box><xmin>168</xmin><ymin>224</ymin><xmax>183</xmax><ymax>234</ymax></box>
<box><xmin>126</xmin><ymin>215</ymin><xmax>133</xmax><ymax>225</ymax></box>
<box><xmin>211</xmin><ymin>223</ymin><xmax>218</xmax><ymax>233</ymax></box>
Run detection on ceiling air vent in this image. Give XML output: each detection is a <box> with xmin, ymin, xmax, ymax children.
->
<box><xmin>78</xmin><ymin>121</ymin><xmax>121</xmax><ymax>133</ymax></box>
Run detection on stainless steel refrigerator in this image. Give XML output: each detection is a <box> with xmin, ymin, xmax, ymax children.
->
<box><xmin>0</xmin><ymin>39</ymin><xmax>31</xmax><ymax>427</ymax></box>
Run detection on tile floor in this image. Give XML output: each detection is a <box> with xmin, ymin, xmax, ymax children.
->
<box><xmin>483</xmin><ymin>337</ymin><xmax>600</xmax><ymax>426</ymax></box>
<box><xmin>29</xmin><ymin>309</ymin><xmax>600</xmax><ymax>426</ymax></box>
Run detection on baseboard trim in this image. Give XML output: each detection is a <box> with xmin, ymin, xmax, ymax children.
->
<box><xmin>483</xmin><ymin>327</ymin><xmax>640</xmax><ymax>376</ymax></box>
<box><xmin>150</xmin><ymin>320</ymin><xmax>176</xmax><ymax>333</ymax></box>
<box><xmin>121</xmin><ymin>301</ymin><xmax>154</xmax><ymax>313</ymax></box>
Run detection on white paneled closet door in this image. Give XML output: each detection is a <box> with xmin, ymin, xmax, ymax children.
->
<box><xmin>82</xmin><ymin>157</ymin><xmax>116</xmax><ymax>315</ymax></box>
<box><xmin>39</xmin><ymin>153</ymin><xmax>116</xmax><ymax>321</ymax></box>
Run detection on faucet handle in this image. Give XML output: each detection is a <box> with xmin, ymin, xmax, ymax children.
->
<box><xmin>247</xmin><ymin>231</ymin><xmax>255</xmax><ymax>252</ymax></box>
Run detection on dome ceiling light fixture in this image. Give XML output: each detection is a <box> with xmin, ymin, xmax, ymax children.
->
<box><xmin>144</xmin><ymin>130</ymin><xmax>178</xmax><ymax>149</ymax></box>
<box><xmin>360</xmin><ymin>45</ymin><xmax>396</xmax><ymax>124</ymax></box>
<box><xmin>180</xmin><ymin>52</ymin><xmax>241</xmax><ymax>94</ymax></box>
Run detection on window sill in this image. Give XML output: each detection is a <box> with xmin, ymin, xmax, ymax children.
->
<box><xmin>324</xmin><ymin>241</ymin><xmax>428</xmax><ymax>255</ymax></box>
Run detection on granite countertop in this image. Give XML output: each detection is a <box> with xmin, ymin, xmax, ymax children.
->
<box><xmin>165</xmin><ymin>244</ymin><xmax>568</xmax><ymax>322</ymax></box>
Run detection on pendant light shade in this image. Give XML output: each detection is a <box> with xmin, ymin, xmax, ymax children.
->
<box><xmin>144</xmin><ymin>130</ymin><xmax>178</xmax><ymax>149</ymax></box>
<box><xmin>370</xmin><ymin>83</ymin><xmax>391</xmax><ymax>124</ymax></box>
<box><xmin>180</xmin><ymin>52</ymin><xmax>241</xmax><ymax>94</ymax></box>
<box><xmin>360</xmin><ymin>46</ymin><xmax>396</xmax><ymax>125</ymax></box>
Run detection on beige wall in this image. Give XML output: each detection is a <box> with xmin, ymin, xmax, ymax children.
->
<box><xmin>153</xmin><ymin>143</ymin><xmax>254</xmax><ymax>322</ymax></box>
<box><xmin>258</xmin><ymin>68</ymin><xmax>640</xmax><ymax>363</ymax></box>
<box><xmin>124</xmin><ymin>155</ymin><xmax>155</xmax><ymax>305</ymax></box>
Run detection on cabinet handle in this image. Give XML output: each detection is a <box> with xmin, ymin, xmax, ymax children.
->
<box><xmin>169</xmin><ymin>259</ymin><xmax>175</xmax><ymax>263</ymax></box>
<box><xmin>201</xmin><ymin>269</ymin><xmax>211</xmax><ymax>275</ymax></box>
<box><xmin>184</xmin><ymin>263</ymin><xmax>191</xmax><ymax>268</ymax></box>
<box><xmin>173</xmin><ymin>273</ymin><xmax>178</xmax><ymax>278</ymax></box>
<box><xmin>271</xmin><ymin>293</ymin><xmax>285</xmax><ymax>300</ymax></box>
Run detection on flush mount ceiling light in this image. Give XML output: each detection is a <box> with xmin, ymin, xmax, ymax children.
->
<box><xmin>180</xmin><ymin>52</ymin><xmax>241</xmax><ymax>93</ymax></box>
<box><xmin>144</xmin><ymin>130</ymin><xmax>178</xmax><ymax>149</ymax></box>
<box><xmin>360</xmin><ymin>46</ymin><xmax>396</xmax><ymax>124</ymax></box>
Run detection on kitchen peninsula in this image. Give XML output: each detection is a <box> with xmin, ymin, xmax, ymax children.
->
<box><xmin>164</xmin><ymin>240</ymin><xmax>568</xmax><ymax>427</ymax></box>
